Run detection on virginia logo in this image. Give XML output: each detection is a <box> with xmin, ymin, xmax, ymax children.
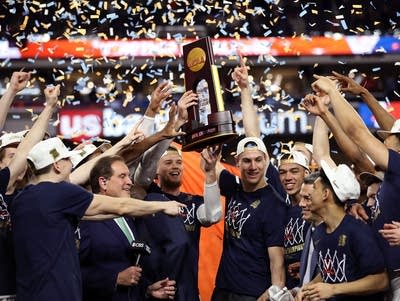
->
<box><xmin>225</xmin><ymin>199</ymin><xmax>251</xmax><ymax>237</ymax></box>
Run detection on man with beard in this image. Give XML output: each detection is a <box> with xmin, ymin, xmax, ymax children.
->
<box><xmin>135</xmin><ymin>144</ymin><xmax>222</xmax><ymax>301</ymax></box>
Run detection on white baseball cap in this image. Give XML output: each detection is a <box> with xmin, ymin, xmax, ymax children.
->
<box><xmin>0</xmin><ymin>130</ymin><xmax>28</xmax><ymax>148</ymax></box>
<box><xmin>278</xmin><ymin>150</ymin><xmax>310</xmax><ymax>171</ymax></box>
<box><xmin>320</xmin><ymin>160</ymin><xmax>360</xmax><ymax>202</ymax></box>
<box><xmin>70</xmin><ymin>143</ymin><xmax>99</xmax><ymax>168</ymax></box>
<box><xmin>377</xmin><ymin>119</ymin><xmax>400</xmax><ymax>140</ymax></box>
<box><xmin>161</xmin><ymin>144</ymin><xmax>182</xmax><ymax>158</ymax></box>
<box><xmin>27</xmin><ymin>137</ymin><xmax>81</xmax><ymax>170</ymax></box>
<box><xmin>236</xmin><ymin>137</ymin><xmax>268</xmax><ymax>157</ymax></box>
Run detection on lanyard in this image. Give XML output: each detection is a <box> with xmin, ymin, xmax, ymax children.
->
<box><xmin>114</xmin><ymin>217</ymin><xmax>135</xmax><ymax>244</ymax></box>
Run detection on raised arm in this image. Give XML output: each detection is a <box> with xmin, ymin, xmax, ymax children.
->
<box><xmin>120</xmin><ymin>104</ymin><xmax>182</xmax><ymax>164</ymax></box>
<box><xmin>332</xmin><ymin>71</ymin><xmax>395</xmax><ymax>131</ymax></box>
<box><xmin>0</xmin><ymin>72</ymin><xmax>31</xmax><ymax>131</ymax></box>
<box><xmin>7</xmin><ymin>85</ymin><xmax>59</xmax><ymax>189</ymax></box>
<box><xmin>232</xmin><ymin>58</ymin><xmax>260</xmax><ymax>137</ymax></box>
<box><xmin>311</xmin><ymin>116</ymin><xmax>336</xmax><ymax>168</ymax></box>
<box><xmin>197</xmin><ymin>145</ymin><xmax>223</xmax><ymax>226</ymax></box>
<box><xmin>133</xmin><ymin>91</ymin><xmax>197</xmax><ymax>189</ymax></box>
<box><xmin>311</xmin><ymin>75</ymin><xmax>389</xmax><ymax>171</ymax></box>
<box><xmin>141</xmin><ymin>81</ymin><xmax>173</xmax><ymax>136</ymax></box>
<box><xmin>70</xmin><ymin>120</ymin><xmax>145</xmax><ymax>185</ymax></box>
<box><xmin>302</xmin><ymin>94</ymin><xmax>375</xmax><ymax>174</ymax></box>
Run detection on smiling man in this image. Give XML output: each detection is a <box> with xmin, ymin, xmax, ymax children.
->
<box><xmin>210</xmin><ymin>137</ymin><xmax>287</xmax><ymax>301</ymax></box>
<box><xmin>78</xmin><ymin>155</ymin><xmax>176</xmax><ymax>301</ymax></box>
<box><xmin>278</xmin><ymin>150</ymin><xmax>311</xmax><ymax>289</ymax></box>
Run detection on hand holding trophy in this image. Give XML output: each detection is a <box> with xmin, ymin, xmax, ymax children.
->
<box><xmin>181</xmin><ymin>37</ymin><xmax>237</xmax><ymax>151</ymax></box>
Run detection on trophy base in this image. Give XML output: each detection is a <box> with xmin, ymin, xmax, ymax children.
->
<box><xmin>181</xmin><ymin>111</ymin><xmax>238</xmax><ymax>152</ymax></box>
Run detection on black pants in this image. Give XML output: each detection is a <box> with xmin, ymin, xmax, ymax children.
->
<box><xmin>211</xmin><ymin>288</ymin><xmax>257</xmax><ymax>301</ymax></box>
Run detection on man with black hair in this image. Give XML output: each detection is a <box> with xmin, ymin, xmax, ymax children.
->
<box><xmin>307</xmin><ymin>74</ymin><xmax>400</xmax><ymax>300</ymax></box>
<box><xmin>278</xmin><ymin>150</ymin><xmax>311</xmax><ymax>289</ymax></box>
<box><xmin>298</xmin><ymin>173</ymin><xmax>322</xmax><ymax>288</ymax></box>
<box><xmin>297</xmin><ymin>163</ymin><xmax>388</xmax><ymax>301</ymax></box>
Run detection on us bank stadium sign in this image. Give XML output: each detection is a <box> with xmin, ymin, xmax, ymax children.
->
<box><xmin>58</xmin><ymin>108</ymin><xmax>312</xmax><ymax>141</ymax></box>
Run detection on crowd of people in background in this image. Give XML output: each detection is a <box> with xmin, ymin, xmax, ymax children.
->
<box><xmin>1</xmin><ymin>58</ymin><xmax>400</xmax><ymax>301</ymax></box>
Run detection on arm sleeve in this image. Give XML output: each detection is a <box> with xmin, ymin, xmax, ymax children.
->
<box><xmin>140</xmin><ymin>115</ymin><xmax>155</xmax><ymax>137</ymax></box>
<box><xmin>197</xmin><ymin>181</ymin><xmax>222</xmax><ymax>225</ymax></box>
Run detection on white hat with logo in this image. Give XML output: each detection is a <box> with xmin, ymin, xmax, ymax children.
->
<box><xmin>236</xmin><ymin>137</ymin><xmax>268</xmax><ymax>157</ymax></box>
<box><xmin>70</xmin><ymin>143</ymin><xmax>99</xmax><ymax>168</ymax></box>
<box><xmin>320</xmin><ymin>160</ymin><xmax>360</xmax><ymax>202</ymax></box>
<box><xmin>278</xmin><ymin>150</ymin><xmax>310</xmax><ymax>171</ymax></box>
<box><xmin>0</xmin><ymin>130</ymin><xmax>28</xmax><ymax>148</ymax></box>
<box><xmin>27</xmin><ymin>137</ymin><xmax>81</xmax><ymax>170</ymax></box>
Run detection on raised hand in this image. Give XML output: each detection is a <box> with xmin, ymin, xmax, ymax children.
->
<box><xmin>147</xmin><ymin>81</ymin><xmax>172</xmax><ymax>116</ymax></box>
<box><xmin>9</xmin><ymin>71</ymin><xmax>31</xmax><ymax>94</ymax></box>
<box><xmin>147</xmin><ymin>277</ymin><xmax>176</xmax><ymax>299</ymax></box>
<box><xmin>311</xmin><ymin>75</ymin><xmax>338</xmax><ymax>96</ymax></box>
<box><xmin>120</xmin><ymin>119</ymin><xmax>145</xmax><ymax>146</ymax></box>
<box><xmin>200</xmin><ymin>145</ymin><xmax>221</xmax><ymax>173</ymax></box>
<box><xmin>161</xmin><ymin>103</ymin><xmax>185</xmax><ymax>138</ymax></box>
<box><xmin>176</xmin><ymin>90</ymin><xmax>198</xmax><ymax>128</ymax></box>
<box><xmin>116</xmin><ymin>266</ymin><xmax>142</xmax><ymax>286</ymax></box>
<box><xmin>331</xmin><ymin>71</ymin><xmax>366</xmax><ymax>96</ymax></box>
<box><xmin>232</xmin><ymin>57</ymin><xmax>249</xmax><ymax>90</ymax></box>
<box><xmin>44</xmin><ymin>85</ymin><xmax>60</xmax><ymax>108</ymax></box>
<box><xmin>301</xmin><ymin>94</ymin><xmax>329</xmax><ymax>116</ymax></box>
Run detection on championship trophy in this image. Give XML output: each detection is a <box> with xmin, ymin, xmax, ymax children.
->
<box><xmin>181</xmin><ymin>37</ymin><xmax>237</xmax><ymax>151</ymax></box>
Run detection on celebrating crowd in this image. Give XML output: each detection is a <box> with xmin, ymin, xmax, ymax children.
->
<box><xmin>0</xmin><ymin>60</ymin><xmax>400</xmax><ymax>301</ymax></box>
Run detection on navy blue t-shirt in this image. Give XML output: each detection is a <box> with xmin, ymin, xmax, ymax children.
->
<box><xmin>0</xmin><ymin>167</ymin><xmax>15</xmax><ymax>296</ymax></box>
<box><xmin>313</xmin><ymin>215</ymin><xmax>385</xmax><ymax>301</ymax></box>
<box><xmin>371</xmin><ymin>149</ymin><xmax>400</xmax><ymax>272</ymax></box>
<box><xmin>144</xmin><ymin>183</ymin><xmax>203</xmax><ymax>301</ymax></box>
<box><xmin>284</xmin><ymin>204</ymin><xmax>310</xmax><ymax>289</ymax></box>
<box><xmin>216</xmin><ymin>170</ymin><xmax>288</xmax><ymax>297</ymax></box>
<box><xmin>10</xmin><ymin>181</ymin><xmax>93</xmax><ymax>301</ymax></box>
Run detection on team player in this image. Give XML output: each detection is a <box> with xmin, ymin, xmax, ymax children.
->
<box><xmin>278</xmin><ymin>150</ymin><xmax>311</xmax><ymax>289</ymax></box>
<box><xmin>210</xmin><ymin>137</ymin><xmax>287</xmax><ymax>301</ymax></box>
<box><xmin>307</xmin><ymin>74</ymin><xmax>400</xmax><ymax>300</ymax></box>
<box><xmin>297</xmin><ymin>162</ymin><xmax>388</xmax><ymax>301</ymax></box>
<box><xmin>0</xmin><ymin>83</ymin><xmax>58</xmax><ymax>301</ymax></box>
<box><xmin>10</xmin><ymin>136</ymin><xmax>185</xmax><ymax>301</ymax></box>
